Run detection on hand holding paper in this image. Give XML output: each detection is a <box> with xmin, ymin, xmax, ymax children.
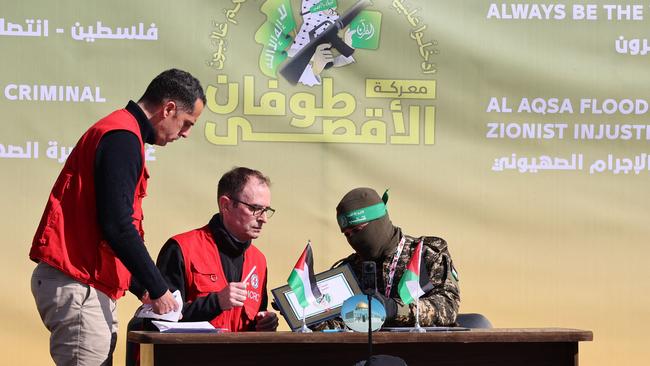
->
<box><xmin>151</xmin><ymin>290</ymin><xmax>178</xmax><ymax>314</ymax></box>
<box><xmin>136</xmin><ymin>290</ymin><xmax>183</xmax><ymax>322</ymax></box>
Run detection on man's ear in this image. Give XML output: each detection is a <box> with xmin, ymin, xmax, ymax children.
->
<box><xmin>162</xmin><ymin>100</ymin><xmax>177</xmax><ymax>118</ymax></box>
<box><xmin>218</xmin><ymin>195</ymin><xmax>231</xmax><ymax>212</ymax></box>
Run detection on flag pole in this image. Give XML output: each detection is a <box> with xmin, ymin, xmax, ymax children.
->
<box><xmin>289</xmin><ymin>240</ymin><xmax>320</xmax><ymax>333</ymax></box>
<box><xmin>298</xmin><ymin>240</ymin><xmax>313</xmax><ymax>333</ymax></box>
<box><xmin>411</xmin><ymin>298</ymin><xmax>425</xmax><ymax>332</ymax></box>
<box><xmin>411</xmin><ymin>240</ymin><xmax>426</xmax><ymax>333</ymax></box>
<box><xmin>298</xmin><ymin>306</ymin><xmax>312</xmax><ymax>333</ymax></box>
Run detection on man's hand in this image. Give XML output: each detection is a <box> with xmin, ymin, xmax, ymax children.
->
<box><xmin>217</xmin><ymin>282</ymin><xmax>247</xmax><ymax>310</ymax></box>
<box><xmin>254</xmin><ymin>311</ymin><xmax>279</xmax><ymax>331</ymax></box>
<box><xmin>312</xmin><ymin>43</ymin><xmax>334</xmax><ymax>75</ymax></box>
<box><xmin>151</xmin><ymin>290</ymin><xmax>179</xmax><ymax>315</ymax></box>
<box><xmin>140</xmin><ymin>290</ymin><xmax>152</xmax><ymax>305</ymax></box>
<box><xmin>376</xmin><ymin>293</ymin><xmax>398</xmax><ymax>321</ymax></box>
<box><xmin>344</xmin><ymin>29</ymin><xmax>356</xmax><ymax>49</ymax></box>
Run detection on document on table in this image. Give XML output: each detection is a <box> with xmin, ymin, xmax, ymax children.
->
<box><xmin>135</xmin><ymin>290</ymin><xmax>183</xmax><ymax>322</ymax></box>
<box><xmin>151</xmin><ymin>320</ymin><xmax>222</xmax><ymax>333</ymax></box>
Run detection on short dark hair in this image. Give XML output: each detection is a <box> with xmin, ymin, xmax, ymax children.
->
<box><xmin>218</xmin><ymin>167</ymin><xmax>271</xmax><ymax>200</ymax></box>
<box><xmin>138</xmin><ymin>68</ymin><xmax>206</xmax><ymax>112</ymax></box>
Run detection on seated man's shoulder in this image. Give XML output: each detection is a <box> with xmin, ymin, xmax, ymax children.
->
<box><xmin>172</xmin><ymin>225</ymin><xmax>209</xmax><ymax>243</ymax></box>
<box><xmin>410</xmin><ymin>235</ymin><xmax>449</xmax><ymax>253</ymax></box>
<box><xmin>330</xmin><ymin>253</ymin><xmax>359</xmax><ymax>269</ymax></box>
<box><xmin>247</xmin><ymin>244</ymin><xmax>268</xmax><ymax>261</ymax></box>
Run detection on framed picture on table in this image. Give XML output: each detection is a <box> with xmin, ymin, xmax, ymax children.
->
<box><xmin>271</xmin><ymin>264</ymin><xmax>361</xmax><ymax>331</ymax></box>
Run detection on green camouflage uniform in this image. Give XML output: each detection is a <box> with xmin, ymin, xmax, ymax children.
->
<box><xmin>313</xmin><ymin>229</ymin><xmax>460</xmax><ymax>330</ymax></box>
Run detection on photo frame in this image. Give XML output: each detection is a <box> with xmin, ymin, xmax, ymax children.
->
<box><xmin>272</xmin><ymin>263</ymin><xmax>361</xmax><ymax>331</ymax></box>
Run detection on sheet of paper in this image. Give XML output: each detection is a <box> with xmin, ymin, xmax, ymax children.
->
<box><xmin>135</xmin><ymin>290</ymin><xmax>183</xmax><ymax>322</ymax></box>
<box><xmin>151</xmin><ymin>320</ymin><xmax>222</xmax><ymax>333</ymax></box>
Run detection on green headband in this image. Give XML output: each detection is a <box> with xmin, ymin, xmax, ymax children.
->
<box><xmin>337</xmin><ymin>189</ymin><xmax>389</xmax><ymax>229</ymax></box>
<box><xmin>310</xmin><ymin>0</ymin><xmax>337</xmax><ymax>13</ymax></box>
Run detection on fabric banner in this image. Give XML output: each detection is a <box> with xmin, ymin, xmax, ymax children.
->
<box><xmin>1</xmin><ymin>1</ymin><xmax>648</xmax><ymax>365</ymax></box>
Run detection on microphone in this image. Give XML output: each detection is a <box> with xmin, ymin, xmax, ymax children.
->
<box><xmin>361</xmin><ymin>261</ymin><xmax>377</xmax><ymax>295</ymax></box>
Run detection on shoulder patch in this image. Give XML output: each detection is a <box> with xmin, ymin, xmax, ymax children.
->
<box><xmin>422</xmin><ymin>236</ymin><xmax>448</xmax><ymax>252</ymax></box>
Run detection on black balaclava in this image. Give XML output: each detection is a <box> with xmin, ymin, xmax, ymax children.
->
<box><xmin>336</xmin><ymin>187</ymin><xmax>399</xmax><ymax>261</ymax></box>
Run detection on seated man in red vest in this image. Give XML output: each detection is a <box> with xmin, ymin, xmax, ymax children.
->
<box><xmin>161</xmin><ymin>166</ymin><xmax>278</xmax><ymax>330</ymax></box>
<box><xmin>127</xmin><ymin>167</ymin><xmax>278</xmax><ymax>364</ymax></box>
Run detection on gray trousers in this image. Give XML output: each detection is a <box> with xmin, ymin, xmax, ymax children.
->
<box><xmin>31</xmin><ymin>262</ymin><xmax>118</xmax><ymax>366</ymax></box>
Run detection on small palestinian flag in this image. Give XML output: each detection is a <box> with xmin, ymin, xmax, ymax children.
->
<box><xmin>287</xmin><ymin>241</ymin><xmax>322</xmax><ymax>308</ymax></box>
<box><xmin>398</xmin><ymin>240</ymin><xmax>434</xmax><ymax>305</ymax></box>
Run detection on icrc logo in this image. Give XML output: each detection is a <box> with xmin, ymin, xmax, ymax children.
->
<box><xmin>250</xmin><ymin>273</ymin><xmax>259</xmax><ymax>289</ymax></box>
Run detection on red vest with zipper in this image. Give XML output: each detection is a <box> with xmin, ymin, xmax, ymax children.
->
<box><xmin>173</xmin><ymin>225</ymin><xmax>267</xmax><ymax>331</ymax></box>
<box><xmin>29</xmin><ymin>109</ymin><xmax>148</xmax><ymax>300</ymax></box>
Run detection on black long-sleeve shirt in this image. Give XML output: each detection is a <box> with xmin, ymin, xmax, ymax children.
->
<box><xmin>156</xmin><ymin>214</ymin><xmax>268</xmax><ymax>322</ymax></box>
<box><xmin>96</xmin><ymin>101</ymin><xmax>168</xmax><ymax>299</ymax></box>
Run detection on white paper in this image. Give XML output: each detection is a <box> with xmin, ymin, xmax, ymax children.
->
<box><xmin>135</xmin><ymin>290</ymin><xmax>183</xmax><ymax>322</ymax></box>
<box><xmin>151</xmin><ymin>320</ymin><xmax>219</xmax><ymax>333</ymax></box>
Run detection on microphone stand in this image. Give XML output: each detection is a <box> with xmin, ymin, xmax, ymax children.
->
<box><xmin>361</xmin><ymin>260</ymin><xmax>377</xmax><ymax>366</ymax></box>
<box><xmin>366</xmin><ymin>291</ymin><xmax>373</xmax><ymax>366</ymax></box>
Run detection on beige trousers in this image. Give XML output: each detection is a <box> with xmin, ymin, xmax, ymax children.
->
<box><xmin>31</xmin><ymin>262</ymin><xmax>118</xmax><ymax>366</ymax></box>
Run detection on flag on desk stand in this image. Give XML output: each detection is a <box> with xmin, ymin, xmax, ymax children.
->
<box><xmin>288</xmin><ymin>241</ymin><xmax>322</xmax><ymax>308</ymax></box>
<box><xmin>288</xmin><ymin>241</ymin><xmax>322</xmax><ymax>333</ymax></box>
<box><xmin>398</xmin><ymin>239</ymin><xmax>433</xmax><ymax>331</ymax></box>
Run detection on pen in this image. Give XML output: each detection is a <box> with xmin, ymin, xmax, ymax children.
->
<box><xmin>243</xmin><ymin>265</ymin><xmax>257</xmax><ymax>285</ymax></box>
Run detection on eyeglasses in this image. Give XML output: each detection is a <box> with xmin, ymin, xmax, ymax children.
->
<box><xmin>231</xmin><ymin>198</ymin><xmax>276</xmax><ymax>218</ymax></box>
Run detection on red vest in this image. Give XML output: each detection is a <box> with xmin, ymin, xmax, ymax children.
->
<box><xmin>173</xmin><ymin>226</ymin><xmax>267</xmax><ymax>331</ymax></box>
<box><xmin>30</xmin><ymin>109</ymin><xmax>148</xmax><ymax>300</ymax></box>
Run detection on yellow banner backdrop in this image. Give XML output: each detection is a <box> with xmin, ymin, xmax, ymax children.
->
<box><xmin>1</xmin><ymin>0</ymin><xmax>648</xmax><ymax>364</ymax></box>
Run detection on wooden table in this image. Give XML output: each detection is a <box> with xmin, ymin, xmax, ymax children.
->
<box><xmin>129</xmin><ymin>328</ymin><xmax>593</xmax><ymax>366</ymax></box>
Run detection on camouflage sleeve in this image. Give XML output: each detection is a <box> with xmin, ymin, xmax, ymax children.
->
<box><xmin>310</xmin><ymin>317</ymin><xmax>346</xmax><ymax>331</ymax></box>
<box><xmin>390</xmin><ymin>238</ymin><xmax>461</xmax><ymax>327</ymax></box>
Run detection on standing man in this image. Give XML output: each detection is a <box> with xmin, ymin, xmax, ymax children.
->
<box><xmin>314</xmin><ymin>187</ymin><xmax>460</xmax><ymax>330</ymax></box>
<box><xmin>154</xmin><ymin>167</ymin><xmax>278</xmax><ymax>331</ymax></box>
<box><xmin>30</xmin><ymin>68</ymin><xmax>206</xmax><ymax>365</ymax></box>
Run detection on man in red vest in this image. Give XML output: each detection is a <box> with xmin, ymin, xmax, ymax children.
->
<box><xmin>126</xmin><ymin>167</ymin><xmax>277</xmax><ymax>366</ymax></box>
<box><xmin>29</xmin><ymin>69</ymin><xmax>206</xmax><ymax>366</ymax></box>
<box><xmin>158</xmin><ymin>167</ymin><xmax>277</xmax><ymax>330</ymax></box>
